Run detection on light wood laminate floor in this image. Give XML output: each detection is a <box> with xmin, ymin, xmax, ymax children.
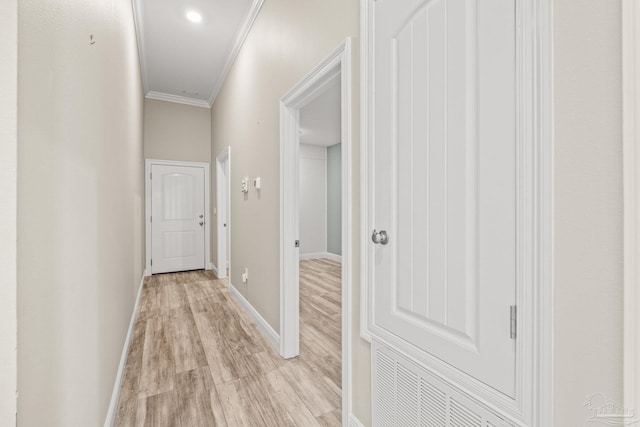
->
<box><xmin>114</xmin><ymin>258</ymin><xmax>342</xmax><ymax>427</ymax></box>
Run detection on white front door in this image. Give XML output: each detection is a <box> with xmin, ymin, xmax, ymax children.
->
<box><xmin>151</xmin><ymin>164</ymin><xmax>206</xmax><ymax>274</ymax></box>
<box><xmin>370</xmin><ymin>0</ymin><xmax>517</xmax><ymax>397</ymax></box>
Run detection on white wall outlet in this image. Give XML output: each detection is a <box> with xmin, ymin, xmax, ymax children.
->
<box><xmin>241</xmin><ymin>177</ymin><xmax>249</xmax><ymax>193</ymax></box>
<box><xmin>253</xmin><ymin>177</ymin><xmax>261</xmax><ymax>190</ymax></box>
<box><xmin>242</xmin><ymin>268</ymin><xmax>249</xmax><ymax>283</ymax></box>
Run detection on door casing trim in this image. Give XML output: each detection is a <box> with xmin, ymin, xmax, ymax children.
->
<box><xmin>216</xmin><ymin>148</ymin><xmax>231</xmax><ymax>278</ymax></box>
<box><xmin>279</xmin><ymin>38</ymin><xmax>353</xmax><ymax>427</ymax></box>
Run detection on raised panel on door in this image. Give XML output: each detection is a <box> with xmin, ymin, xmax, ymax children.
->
<box><xmin>371</xmin><ymin>0</ymin><xmax>518</xmax><ymax>397</ymax></box>
<box><xmin>151</xmin><ymin>164</ymin><xmax>205</xmax><ymax>274</ymax></box>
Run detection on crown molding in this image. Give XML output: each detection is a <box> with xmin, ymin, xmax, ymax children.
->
<box><xmin>207</xmin><ymin>0</ymin><xmax>265</xmax><ymax>107</ymax></box>
<box><xmin>131</xmin><ymin>0</ymin><xmax>263</xmax><ymax>108</ymax></box>
<box><xmin>146</xmin><ymin>91</ymin><xmax>211</xmax><ymax>108</ymax></box>
<box><xmin>131</xmin><ymin>0</ymin><xmax>149</xmax><ymax>94</ymax></box>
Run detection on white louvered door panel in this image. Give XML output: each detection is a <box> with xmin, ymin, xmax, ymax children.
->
<box><xmin>151</xmin><ymin>164</ymin><xmax>205</xmax><ymax>274</ymax></box>
<box><xmin>369</xmin><ymin>0</ymin><xmax>519</xmax><ymax>400</ymax></box>
<box><xmin>373</xmin><ymin>341</ymin><xmax>515</xmax><ymax>427</ymax></box>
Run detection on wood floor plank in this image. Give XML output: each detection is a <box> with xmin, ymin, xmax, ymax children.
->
<box><xmin>167</xmin><ymin>308</ymin><xmax>208</xmax><ymax>373</ymax></box>
<box><xmin>276</xmin><ymin>359</ymin><xmax>341</xmax><ymax>417</ymax></box>
<box><xmin>316</xmin><ymin>409</ymin><xmax>342</xmax><ymax>427</ymax></box>
<box><xmin>266</xmin><ymin>368</ymin><xmax>323</xmax><ymax>427</ymax></box>
<box><xmin>136</xmin><ymin>391</ymin><xmax>182</xmax><ymax>427</ymax></box>
<box><xmin>138</xmin><ymin>317</ymin><xmax>175</xmax><ymax>398</ymax></box>
<box><xmin>115</xmin><ymin>258</ymin><xmax>342</xmax><ymax>427</ymax></box>
<box><xmin>193</xmin><ymin>312</ymin><xmax>253</xmax><ymax>384</ymax></box>
<box><xmin>176</xmin><ymin>391</ymin><xmax>217</xmax><ymax>427</ymax></box>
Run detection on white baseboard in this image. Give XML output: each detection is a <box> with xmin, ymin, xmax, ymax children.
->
<box><xmin>325</xmin><ymin>252</ymin><xmax>342</xmax><ymax>262</ymax></box>
<box><xmin>228</xmin><ymin>282</ymin><xmax>280</xmax><ymax>352</ymax></box>
<box><xmin>104</xmin><ymin>273</ymin><xmax>146</xmax><ymax>427</ymax></box>
<box><xmin>299</xmin><ymin>251</ymin><xmax>342</xmax><ymax>262</ymax></box>
<box><xmin>349</xmin><ymin>414</ymin><xmax>366</xmax><ymax>427</ymax></box>
<box><xmin>207</xmin><ymin>262</ymin><xmax>217</xmax><ymax>276</ymax></box>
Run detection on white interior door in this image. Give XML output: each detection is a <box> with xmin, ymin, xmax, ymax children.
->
<box><xmin>151</xmin><ymin>164</ymin><xmax>205</xmax><ymax>274</ymax></box>
<box><xmin>370</xmin><ymin>0</ymin><xmax>517</xmax><ymax>397</ymax></box>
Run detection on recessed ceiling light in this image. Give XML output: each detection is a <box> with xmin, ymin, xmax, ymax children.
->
<box><xmin>186</xmin><ymin>11</ymin><xmax>202</xmax><ymax>23</ymax></box>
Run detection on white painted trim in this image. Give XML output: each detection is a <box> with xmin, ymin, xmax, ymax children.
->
<box><xmin>624</xmin><ymin>0</ymin><xmax>640</xmax><ymax>417</ymax></box>
<box><xmin>216</xmin><ymin>148</ymin><xmax>231</xmax><ymax>279</ymax></box>
<box><xmin>145</xmin><ymin>91</ymin><xmax>211</xmax><ymax>109</ymax></box>
<box><xmin>228</xmin><ymin>282</ymin><xmax>280</xmax><ymax>351</ymax></box>
<box><xmin>104</xmin><ymin>272</ymin><xmax>146</xmax><ymax>427</ymax></box>
<box><xmin>207</xmin><ymin>262</ymin><xmax>217</xmax><ymax>276</ymax></box>
<box><xmin>325</xmin><ymin>252</ymin><xmax>342</xmax><ymax>263</ymax></box>
<box><xmin>359</xmin><ymin>0</ymin><xmax>553</xmax><ymax>425</ymax></box>
<box><xmin>348</xmin><ymin>414</ymin><xmax>366</xmax><ymax>427</ymax></box>
<box><xmin>359</xmin><ymin>0</ymin><xmax>373</xmax><ymax>344</ymax></box>
<box><xmin>207</xmin><ymin>0</ymin><xmax>265</xmax><ymax>106</ymax></box>
<box><xmin>299</xmin><ymin>252</ymin><xmax>342</xmax><ymax>262</ymax></box>
<box><xmin>280</xmin><ymin>38</ymin><xmax>353</xmax><ymax>427</ymax></box>
<box><xmin>145</xmin><ymin>159</ymin><xmax>211</xmax><ymax>276</ymax></box>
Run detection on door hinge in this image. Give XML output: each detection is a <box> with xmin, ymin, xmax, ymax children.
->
<box><xmin>510</xmin><ymin>305</ymin><xmax>517</xmax><ymax>339</ymax></box>
<box><xmin>151</xmin><ymin>259</ymin><xmax>153</xmax><ymax>266</ymax></box>
<box><xmin>294</xmin><ymin>240</ymin><xmax>300</xmax><ymax>247</ymax></box>
<box><xmin>150</xmin><ymin>172</ymin><xmax>152</xmax><ymax>179</ymax></box>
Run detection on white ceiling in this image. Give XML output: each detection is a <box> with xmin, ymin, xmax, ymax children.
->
<box><xmin>299</xmin><ymin>78</ymin><xmax>341</xmax><ymax>147</ymax></box>
<box><xmin>133</xmin><ymin>0</ymin><xmax>263</xmax><ymax>108</ymax></box>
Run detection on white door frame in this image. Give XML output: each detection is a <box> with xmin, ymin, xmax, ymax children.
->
<box><xmin>624</xmin><ymin>0</ymin><xmax>640</xmax><ymax>415</ymax></box>
<box><xmin>145</xmin><ymin>159</ymin><xmax>211</xmax><ymax>276</ymax></box>
<box><xmin>359</xmin><ymin>0</ymin><xmax>553</xmax><ymax>424</ymax></box>
<box><xmin>216</xmin><ymin>147</ymin><xmax>231</xmax><ymax>278</ymax></box>
<box><xmin>280</xmin><ymin>39</ymin><xmax>353</xmax><ymax>427</ymax></box>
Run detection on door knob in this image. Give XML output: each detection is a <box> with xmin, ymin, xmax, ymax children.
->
<box><xmin>199</xmin><ymin>221</ymin><xmax>204</xmax><ymax>226</ymax></box>
<box><xmin>371</xmin><ymin>229</ymin><xmax>389</xmax><ymax>245</ymax></box>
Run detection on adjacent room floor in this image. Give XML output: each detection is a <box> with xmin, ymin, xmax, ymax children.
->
<box><xmin>114</xmin><ymin>258</ymin><xmax>342</xmax><ymax>426</ymax></box>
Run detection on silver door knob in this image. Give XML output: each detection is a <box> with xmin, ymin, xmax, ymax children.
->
<box><xmin>371</xmin><ymin>229</ymin><xmax>389</xmax><ymax>245</ymax></box>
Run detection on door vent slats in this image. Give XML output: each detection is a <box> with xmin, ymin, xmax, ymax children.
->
<box><xmin>375</xmin><ymin>351</ymin><xmax>396</xmax><ymax>427</ymax></box>
<box><xmin>373</xmin><ymin>340</ymin><xmax>516</xmax><ymax>427</ymax></box>
<box><xmin>450</xmin><ymin>398</ymin><xmax>481</xmax><ymax>427</ymax></box>
<box><xmin>397</xmin><ymin>364</ymin><xmax>419</xmax><ymax>426</ymax></box>
<box><xmin>420</xmin><ymin>379</ymin><xmax>447</xmax><ymax>426</ymax></box>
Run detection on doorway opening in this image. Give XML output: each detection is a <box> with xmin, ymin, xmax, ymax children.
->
<box><xmin>280</xmin><ymin>39</ymin><xmax>353</xmax><ymax>426</ymax></box>
<box><xmin>216</xmin><ymin>147</ymin><xmax>231</xmax><ymax>278</ymax></box>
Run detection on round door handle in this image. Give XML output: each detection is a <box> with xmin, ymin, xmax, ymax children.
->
<box><xmin>371</xmin><ymin>229</ymin><xmax>389</xmax><ymax>245</ymax></box>
<box><xmin>199</xmin><ymin>221</ymin><xmax>204</xmax><ymax>226</ymax></box>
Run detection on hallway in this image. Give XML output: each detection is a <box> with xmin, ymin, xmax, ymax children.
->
<box><xmin>114</xmin><ymin>259</ymin><xmax>342</xmax><ymax>426</ymax></box>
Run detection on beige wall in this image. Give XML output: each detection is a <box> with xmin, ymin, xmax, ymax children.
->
<box><xmin>144</xmin><ymin>98</ymin><xmax>211</xmax><ymax>163</ymax></box>
<box><xmin>209</xmin><ymin>0</ymin><xmax>371</xmax><ymax>424</ymax></box>
<box><xmin>553</xmin><ymin>0</ymin><xmax>623</xmax><ymax>424</ymax></box>
<box><xmin>17</xmin><ymin>0</ymin><xmax>145</xmax><ymax>424</ymax></box>
<box><xmin>0</xmin><ymin>0</ymin><xmax>17</xmax><ymax>424</ymax></box>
